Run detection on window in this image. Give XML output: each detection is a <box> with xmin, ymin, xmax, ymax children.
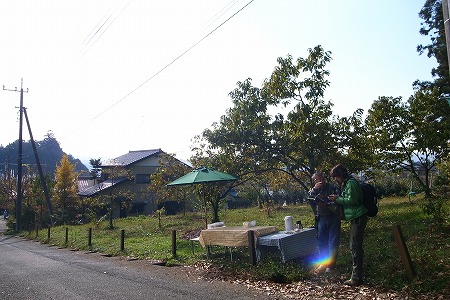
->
<box><xmin>136</xmin><ymin>174</ymin><xmax>151</xmax><ymax>184</ymax></box>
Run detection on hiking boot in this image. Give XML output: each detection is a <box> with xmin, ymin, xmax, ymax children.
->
<box><xmin>344</xmin><ymin>279</ymin><xmax>363</xmax><ymax>286</ymax></box>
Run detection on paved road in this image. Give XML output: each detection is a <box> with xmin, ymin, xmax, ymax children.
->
<box><xmin>0</xmin><ymin>220</ymin><xmax>278</xmax><ymax>300</ymax></box>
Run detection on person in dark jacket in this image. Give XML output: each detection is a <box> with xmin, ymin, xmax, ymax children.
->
<box><xmin>308</xmin><ymin>172</ymin><xmax>341</xmax><ymax>274</ymax></box>
<box><xmin>328</xmin><ymin>164</ymin><xmax>368</xmax><ymax>286</ymax></box>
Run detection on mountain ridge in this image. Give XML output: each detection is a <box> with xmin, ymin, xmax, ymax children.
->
<box><xmin>0</xmin><ymin>135</ymin><xmax>88</xmax><ymax>176</ymax></box>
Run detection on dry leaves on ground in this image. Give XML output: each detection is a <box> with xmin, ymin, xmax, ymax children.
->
<box><xmin>184</xmin><ymin>262</ymin><xmax>446</xmax><ymax>300</ymax></box>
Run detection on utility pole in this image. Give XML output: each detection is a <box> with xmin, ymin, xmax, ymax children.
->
<box><xmin>23</xmin><ymin>108</ymin><xmax>54</xmax><ymax>225</ymax></box>
<box><xmin>443</xmin><ymin>0</ymin><xmax>450</xmax><ymax>76</ymax></box>
<box><xmin>3</xmin><ymin>79</ymin><xmax>28</xmax><ymax>231</ymax></box>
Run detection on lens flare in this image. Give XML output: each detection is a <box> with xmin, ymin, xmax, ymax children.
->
<box><xmin>310</xmin><ymin>255</ymin><xmax>333</xmax><ymax>268</ymax></box>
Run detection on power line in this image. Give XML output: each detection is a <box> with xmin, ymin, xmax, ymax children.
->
<box><xmin>78</xmin><ymin>0</ymin><xmax>133</xmax><ymax>58</ymax></box>
<box><xmin>202</xmin><ymin>0</ymin><xmax>239</xmax><ymax>30</ymax></box>
<box><xmin>10</xmin><ymin>1</ymin><xmax>255</xmax><ymax>160</ymax></box>
<box><xmin>81</xmin><ymin>0</ymin><xmax>255</xmax><ymax>125</ymax></box>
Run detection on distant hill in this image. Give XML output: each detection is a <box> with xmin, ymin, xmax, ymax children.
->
<box><xmin>0</xmin><ymin>134</ymin><xmax>88</xmax><ymax>176</ymax></box>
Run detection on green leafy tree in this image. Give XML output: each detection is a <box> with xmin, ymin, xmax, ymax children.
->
<box><xmin>188</xmin><ymin>151</ymin><xmax>240</xmax><ymax>225</ymax></box>
<box><xmin>89</xmin><ymin>158</ymin><xmax>102</xmax><ymax>185</ymax></box>
<box><xmin>197</xmin><ymin>46</ymin><xmax>341</xmax><ymax>194</ymax></box>
<box><xmin>365</xmin><ymin>88</ymin><xmax>450</xmax><ymax>197</ymax></box>
<box><xmin>261</xmin><ymin>46</ymin><xmax>340</xmax><ymax>183</ymax></box>
<box><xmin>19</xmin><ymin>165</ymin><xmax>38</xmax><ymax>230</ymax></box>
<box><xmin>101</xmin><ymin>162</ymin><xmax>134</xmax><ymax>229</ymax></box>
<box><xmin>0</xmin><ymin>166</ymin><xmax>16</xmax><ymax>217</ymax></box>
<box><xmin>147</xmin><ymin>153</ymin><xmax>192</xmax><ymax>228</ymax></box>
<box><xmin>30</xmin><ymin>173</ymin><xmax>54</xmax><ymax>227</ymax></box>
<box><xmin>416</xmin><ymin>0</ymin><xmax>450</xmax><ymax>94</ymax></box>
<box><xmin>53</xmin><ymin>154</ymin><xmax>80</xmax><ymax>224</ymax></box>
<box><xmin>334</xmin><ymin>109</ymin><xmax>374</xmax><ymax>172</ymax></box>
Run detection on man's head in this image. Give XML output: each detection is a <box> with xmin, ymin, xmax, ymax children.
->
<box><xmin>330</xmin><ymin>164</ymin><xmax>348</xmax><ymax>184</ymax></box>
<box><xmin>311</xmin><ymin>172</ymin><xmax>325</xmax><ymax>185</ymax></box>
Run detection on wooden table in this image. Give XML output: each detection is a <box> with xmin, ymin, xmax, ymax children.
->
<box><xmin>199</xmin><ymin>226</ymin><xmax>278</xmax><ymax>247</ymax></box>
<box><xmin>256</xmin><ymin>228</ymin><xmax>318</xmax><ymax>262</ymax></box>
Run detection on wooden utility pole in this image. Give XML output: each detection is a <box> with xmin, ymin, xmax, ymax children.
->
<box><xmin>3</xmin><ymin>79</ymin><xmax>27</xmax><ymax>231</ymax></box>
<box><xmin>23</xmin><ymin>108</ymin><xmax>54</xmax><ymax>225</ymax></box>
<box><xmin>443</xmin><ymin>0</ymin><xmax>450</xmax><ymax>76</ymax></box>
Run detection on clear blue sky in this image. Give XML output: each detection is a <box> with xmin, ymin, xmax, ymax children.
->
<box><xmin>0</xmin><ymin>0</ymin><xmax>436</xmax><ymax>167</ymax></box>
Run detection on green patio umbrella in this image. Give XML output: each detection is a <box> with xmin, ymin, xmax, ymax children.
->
<box><xmin>166</xmin><ymin>166</ymin><xmax>238</xmax><ymax>186</ymax></box>
<box><xmin>166</xmin><ymin>167</ymin><xmax>238</xmax><ymax>228</ymax></box>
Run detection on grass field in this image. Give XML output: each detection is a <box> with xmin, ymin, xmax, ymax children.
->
<box><xmin>20</xmin><ymin>195</ymin><xmax>449</xmax><ymax>297</ymax></box>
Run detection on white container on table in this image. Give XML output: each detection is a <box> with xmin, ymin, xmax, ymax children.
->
<box><xmin>284</xmin><ymin>216</ymin><xmax>294</xmax><ymax>231</ymax></box>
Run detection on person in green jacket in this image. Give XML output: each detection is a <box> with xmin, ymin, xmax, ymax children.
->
<box><xmin>328</xmin><ymin>164</ymin><xmax>368</xmax><ymax>286</ymax></box>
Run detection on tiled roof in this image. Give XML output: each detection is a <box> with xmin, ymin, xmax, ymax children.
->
<box><xmin>102</xmin><ymin>149</ymin><xmax>162</xmax><ymax>167</ymax></box>
<box><xmin>78</xmin><ymin>177</ymin><xmax>128</xmax><ymax>197</ymax></box>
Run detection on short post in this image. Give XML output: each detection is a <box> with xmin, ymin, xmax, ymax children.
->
<box><xmin>47</xmin><ymin>227</ymin><xmax>51</xmax><ymax>243</ymax></box>
<box><xmin>65</xmin><ymin>227</ymin><xmax>69</xmax><ymax>247</ymax></box>
<box><xmin>88</xmin><ymin>228</ymin><xmax>92</xmax><ymax>250</ymax></box>
<box><xmin>247</xmin><ymin>230</ymin><xmax>256</xmax><ymax>266</ymax></box>
<box><xmin>35</xmin><ymin>224</ymin><xmax>39</xmax><ymax>238</ymax></box>
<box><xmin>171</xmin><ymin>230</ymin><xmax>177</xmax><ymax>258</ymax></box>
<box><xmin>392</xmin><ymin>225</ymin><xmax>415</xmax><ymax>280</ymax></box>
<box><xmin>120</xmin><ymin>229</ymin><xmax>125</xmax><ymax>252</ymax></box>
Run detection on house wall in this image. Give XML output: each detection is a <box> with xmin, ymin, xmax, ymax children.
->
<box><xmin>81</xmin><ymin>152</ymin><xmax>188</xmax><ymax>218</ymax></box>
<box><xmin>111</xmin><ymin>153</ymin><xmax>168</xmax><ymax>217</ymax></box>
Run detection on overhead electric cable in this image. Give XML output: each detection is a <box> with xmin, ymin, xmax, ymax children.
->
<box><xmin>202</xmin><ymin>0</ymin><xmax>239</xmax><ymax>30</ymax></box>
<box><xmin>78</xmin><ymin>0</ymin><xmax>132</xmax><ymax>58</ymax></box>
<box><xmin>83</xmin><ymin>0</ymin><xmax>255</xmax><ymax>124</ymax></box>
<box><xmin>14</xmin><ymin>0</ymin><xmax>255</xmax><ymax>163</ymax></box>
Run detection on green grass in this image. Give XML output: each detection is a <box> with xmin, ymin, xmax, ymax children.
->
<box><xmin>18</xmin><ymin>196</ymin><xmax>450</xmax><ymax>296</ymax></box>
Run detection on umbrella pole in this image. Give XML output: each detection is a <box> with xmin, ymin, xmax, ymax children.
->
<box><xmin>204</xmin><ymin>188</ymin><xmax>208</xmax><ymax>229</ymax></box>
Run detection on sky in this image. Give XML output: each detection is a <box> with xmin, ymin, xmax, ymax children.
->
<box><xmin>0</xmin><ymin>0</ymin><xmax>437</xmax><ymax>168</ymax></box>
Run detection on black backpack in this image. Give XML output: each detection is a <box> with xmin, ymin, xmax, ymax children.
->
<box><xmin>360</xmin><ymin>182</ymin><xmax>379</xmax><ymax>217</ymax></box>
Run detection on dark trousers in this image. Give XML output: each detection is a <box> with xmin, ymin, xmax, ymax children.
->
<box><xmin>349</xmin><ymin>214</ymin><xmax>368</xmax><ymax>281</ymax></box>
<box><xmin>317</xmin><ymin>214</ymin><xmax>341</xmax><ymax>267</ymax></box>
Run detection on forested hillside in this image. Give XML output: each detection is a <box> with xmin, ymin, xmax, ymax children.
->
<box><xmin>0</xmin><ymin>133</ymin><xmax>88</xmax><ymax>175</ymax></box>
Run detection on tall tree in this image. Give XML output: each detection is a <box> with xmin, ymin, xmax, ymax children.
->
<box><xmin>365</xmin><ymin>88</ymin><xmax>450</xmax><ymax>197</ymax></box>
<box><xmin>189</xmin><ymin>150</ymin><xmax>242</xmax><ymax>224</ymax></box>
<box><xmin>101</xmin><ymin>163</ymin><xmax>133</xmax><ymax>229</ymax></box>
<box><xmin>198</xmin><ymin>46</ymin><xmax>341</xmax><ymax>192</ymax></box>
<box><xmin>0</xmin><ymin>167</ymin><xmax>16</xmax><ymax>216</ymax></box>
<box><xmin>335</xmin><ymin>109</ymin><xmax>375</xmax><ymax>173</ymax></box>
<box><xmin>416</xmin><ymin>0</ymin><xmax>450</xmax><ymax>93</ymax></box>
<box><xmin>54</xmin><ymin>154</ymin><xmax>80</xmax><ymax>224</ymax></box>
<box><xmin>147</xmin><ymin>153</ymin><xmax>192</xmax><ymax>227</ymax></box>
<box><xmin>30</xmin><ymin>173</ymin><xmax>54</xmax><ymax>227</ymax></box>
<box><xmin>89</xmin><ymin>158</ymin><xmax>102</xmax><ymax>185</ymax></box>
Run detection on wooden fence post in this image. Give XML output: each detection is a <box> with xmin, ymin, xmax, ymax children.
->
<box><xmin>88</xmin><ymin>228</ymin><xmax>92</xmax><ymax>250</ymax></box>
<box><xmin>171</xmin><ymin>230</ymin><xmax>177</xmax><ymax>258</ymax></box>
<box><xmin>392</xmin><ymin>224</ymin><xmax>415</xmax><ymax>280</ymax></box>
<box><xmin>120</xmin><ymin>229</ymin><xmax>125</xmax><ymax>252</ymax></box>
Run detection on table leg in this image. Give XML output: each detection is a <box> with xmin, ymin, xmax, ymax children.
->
<box><xmin>248</xmin><ymin>230</ymin><xmax>256</xmax><ymax>265</ymax></box>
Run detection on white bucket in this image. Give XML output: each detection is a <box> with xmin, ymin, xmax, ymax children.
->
<box><xmin>284</xmin><ymin>216</ymin><xmax>294</xmax><ymax>231</ymax></box>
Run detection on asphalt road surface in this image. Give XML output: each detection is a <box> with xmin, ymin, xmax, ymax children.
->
<box><xmin>0</xmin><ymin>219</ymin><xmax>276</xmax><ymax>300</ymax></box>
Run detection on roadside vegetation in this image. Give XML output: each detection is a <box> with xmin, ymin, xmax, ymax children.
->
<box><xmin>13</xmin><ymin>194</ymin><xmax>449</xmax><ymax>298</ymax></box>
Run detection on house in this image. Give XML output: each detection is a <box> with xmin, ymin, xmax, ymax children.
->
<box><xmin>78</xmin><ymin>149</ymin><xmax>188</xmax><ymax>218</ymax></box>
